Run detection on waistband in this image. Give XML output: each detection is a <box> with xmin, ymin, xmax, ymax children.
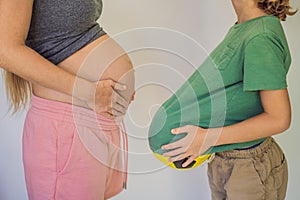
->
<box><xmin>216</xmin><ymin>137</ymin><xmax>273</xmax><ymax>159</ymax></box>
<box><xmin>235</xmin><ymin>140</ymin><xmax>264</xmax><ymax>150</ymax></box>
<box><xmin>30</xmin><ymin>95</ymin><xmax>120</xmax><ymax>131</ymax></box>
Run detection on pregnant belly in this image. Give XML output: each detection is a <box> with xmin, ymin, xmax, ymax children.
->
<box><xmin>32</xmin><ymin>34</ymin><xmax>135</xmax><ymax>107</ymax></box>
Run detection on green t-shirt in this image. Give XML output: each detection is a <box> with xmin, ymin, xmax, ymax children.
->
<box><xmin>149</xmin><ymin>16</ymin><xmax>291</xmax><ymax>155</ymax></box>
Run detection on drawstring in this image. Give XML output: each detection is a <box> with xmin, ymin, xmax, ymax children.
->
<box><xmin>119</xmin><ymin>121</ymin><xmax>128</xmax><ymax>189</ymax></box>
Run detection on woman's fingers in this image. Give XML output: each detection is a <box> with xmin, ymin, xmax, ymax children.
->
<box><xmin>112</xmin><ymin>102</ymin><xmax>126</xmax><ymax>115</ymax></box>
<box><xmin>168</xmin><ymin>153</ymin><xmax>188</xmax><ymax>163</ymax></box>
<box><xmin>171</xmin><ymin>125</ymin><xmax>190</xmax><ymax>134</ymax></box>
<box><xmin>182</xmin><ymin>155</ymin><xmax>197</xmax><ymax>168</ymax></box>
<box><xmin>112</xmin><ymin>90</ymin><xmax>128</xmax><ymax>109</ymax></box>
<box><xmin>112</xmin><ymin>81</ymin><xmax>127</xmax><ymax>91</ymax></box>
<box><xmin>161</xmin><ymin>139</ymin><xmax>184</xmax><ymax>151</ymax></box>
<box><xmin>162</xmin><ymin>147</ymin><xmax>186</xmax><ymax>157</ymax></box>
<box><xmin>168</xmin><ymin>153</ymin><xmax>197</xmax><ymax>168</ymax></box>
<box><xmin>93</xmin><ymin>79</ymin><xmax>130</xmax><ymax>116</ymax></box>
<box><xmin>162</xmin><ymin>126</ymin><xmax>193</xmax><ymax>150</ymax></box>
<box><xmin>101</xmin><ymin>79</ymin><xmax>126</xmax><ymax>90</ymax></box>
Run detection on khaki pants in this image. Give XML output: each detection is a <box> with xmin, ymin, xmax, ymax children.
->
<box><xmin>207</xmin><ymin>137</ymin><xmax>288</xmax><ymax>200</ymax></box>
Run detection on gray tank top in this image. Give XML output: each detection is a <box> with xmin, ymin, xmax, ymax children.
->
<box><xmin>25</xmin><ymin>0</ymin><xmax>106</xmax><ymax>65</ymax></box>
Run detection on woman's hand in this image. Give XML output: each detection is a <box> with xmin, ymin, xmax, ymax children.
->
<box><xmin>90</xmin><ymin>79</ymin><xmax>129</xmax><ymax>118</ymax></box>
<box><xmin>161</xmin><ymin>125</ymin><xmax>211</xmax><ymax>168</ymax></box>
<box><xmin>73</xmin><ymin>77</ymin><xmax>129</xmax><ymax>118</ymax></box>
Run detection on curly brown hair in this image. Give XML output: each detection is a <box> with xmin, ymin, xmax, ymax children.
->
<box><xmin>257</xmin><ymin>0</ymin><xmax>297</xmax><ymax>21</ymax></box>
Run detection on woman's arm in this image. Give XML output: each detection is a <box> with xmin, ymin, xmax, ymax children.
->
<box><xmin>162</xmin><ymin>89</ymin><xmax>291</xmax><ymax>167</ymax></box>
<box><xmin>0</xmin><ymin>0</ymin><xmax>128</xmax><ymax>116</ymax></box>
<box><xmin>0</xmin><ymin>0</ymin><xmax>84</xmax><ymax>97</ymax></box>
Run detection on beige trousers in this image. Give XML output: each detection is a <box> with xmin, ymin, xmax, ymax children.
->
<box><xmin>207</xmin><ymin>137</ymin><xmax>288</xmax><ymax>200</ymax></box>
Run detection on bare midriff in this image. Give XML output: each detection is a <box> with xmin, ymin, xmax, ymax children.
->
<box><xmin>32</xmin><ymin>34</ymin><xmax>134</xmax><ymax>107</ymax></box>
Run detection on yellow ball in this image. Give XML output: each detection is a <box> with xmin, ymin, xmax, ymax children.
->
<box><xmin>153</xmin><ymin>153</ymin><xmax>212</xmax><ymax>170</ymax></box>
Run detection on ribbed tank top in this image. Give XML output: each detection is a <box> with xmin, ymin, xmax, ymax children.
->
<box><xmin>25</xmin><ymin>0</ymin><xmax>106</xmax><ymax>65</ymax></box>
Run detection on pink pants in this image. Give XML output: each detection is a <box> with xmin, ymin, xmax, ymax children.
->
<box><xmin>23</xmin><ymin>95</ymin><xmax>127</xmax><ymax>200</ymax></box>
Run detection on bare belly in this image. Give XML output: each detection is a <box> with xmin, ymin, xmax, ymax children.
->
<box><xmin>32</xmin><ymin>34</ymin><xmax>135</xmax><ymax>107</ymax></box>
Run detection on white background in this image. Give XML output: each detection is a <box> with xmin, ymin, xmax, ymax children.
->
<box><xmin>1</xmin><ymin>1</ymin><xmax>299</xmax><ymax>200</ymax></box>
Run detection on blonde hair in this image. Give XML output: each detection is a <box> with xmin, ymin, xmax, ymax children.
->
<box><xmin>257</xmin><ymin>0</ymin><xmax>298</xmax><ymax>21</ymax></box>
<box><xmin>4</xmin><ymin>71</ymin><xmax>31</xmax><ymax>113</ymax></box>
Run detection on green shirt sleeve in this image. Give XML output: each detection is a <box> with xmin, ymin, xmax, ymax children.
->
<box><xmin>243</xmin><ymin>34</ymin><xmax>288</xmax><ymax>91</ymax></box>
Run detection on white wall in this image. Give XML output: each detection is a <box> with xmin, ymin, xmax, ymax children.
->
<box><xmin>1</xmin><ymin>1</ymin><xmax>299</xmax><ymax>200</ymax></box>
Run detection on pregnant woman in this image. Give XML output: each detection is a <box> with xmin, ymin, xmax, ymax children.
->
<box><xmin>0</xmin><ymin>0</ymin><xmax>134</xmax><ymax>200</ymax></box>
